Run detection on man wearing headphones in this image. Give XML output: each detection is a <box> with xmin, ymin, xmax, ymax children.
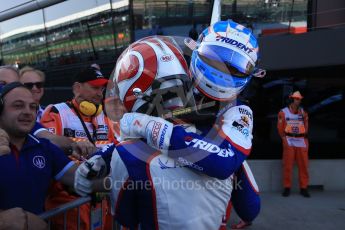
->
<box><xmin>40</xmin><ymin>66</ymin><xmax>114</xmax><ymax>230</ymax></box>
<box><xmin>41</xmin><ymin>66</ymin><xmax>114</xmax><ymax>146</ymax></box>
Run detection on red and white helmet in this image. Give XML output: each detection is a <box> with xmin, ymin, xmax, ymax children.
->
<box><xmin>108</xmin><ymin>36</ymin><xmax>194</xmax><ymax>116</ymax></box>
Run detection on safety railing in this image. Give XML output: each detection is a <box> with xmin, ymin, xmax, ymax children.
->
<box><xmin>39</xmin><ymin>195</ymin><xmax>119</xmax><ymax>230</ymax></box>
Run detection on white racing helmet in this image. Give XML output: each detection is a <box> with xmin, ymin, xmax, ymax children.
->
<box><xmin>190</xmin><ymin>20</ymin><xmax>260</xmax><ymax>101</ymax></box>
<box><xmin>107</xmin><ymin>36</ymin><xmax>195</xmax><ymax>117</ymax></box>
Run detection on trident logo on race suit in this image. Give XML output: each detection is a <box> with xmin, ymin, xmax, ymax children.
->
<box><xmin>184</xmin><ymin>136</ymin><xmax>234</xmax><ymax>157</ymax></box>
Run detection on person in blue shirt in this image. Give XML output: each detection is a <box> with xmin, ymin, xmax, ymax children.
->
<box><xmin>0</xmin><ymin>82</ymin><xmax>92</xmax><ymax>215</ymax></box>
<box><xmin>0</xmin><ymin>65</ymin><xmax>97</xmax><ymax>157</ymax></box>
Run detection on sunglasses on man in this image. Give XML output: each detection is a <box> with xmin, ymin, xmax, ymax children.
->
<box><xmin>23</xmin><ymin>82</ymin><xmax>44</xmax><ymax>89</ymax></box>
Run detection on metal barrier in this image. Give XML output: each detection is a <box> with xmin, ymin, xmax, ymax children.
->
<box><xmin>39</xmin><ymin>195</ymin><xmax>119</xmax><ymax>230</ymax></box>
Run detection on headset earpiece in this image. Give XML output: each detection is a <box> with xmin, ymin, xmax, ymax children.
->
<box><xmin>79</xmin><ymin>101</ymin><xmax>102</xmax><ymax>116</ymax></box>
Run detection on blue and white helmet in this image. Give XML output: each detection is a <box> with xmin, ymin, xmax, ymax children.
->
<box><xmin>190</xmin><ymin>20</ymin><xmax>259</xmax><ymax>101</ymax></box>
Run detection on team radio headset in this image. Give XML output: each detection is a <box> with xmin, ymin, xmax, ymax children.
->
<box><xmin>67</xmin><ymin>66</ymin><xmax>105</xmax><ymax>156</ymax></box>
<box><xmin>67</xmin><ymin>100</ymin><xmax>103</xmax><ymax>146</ymax></box>
<box><xmin>78</xmin><ymin>100</ymin><xmax>103</xmax><ymax>117</ymax></box>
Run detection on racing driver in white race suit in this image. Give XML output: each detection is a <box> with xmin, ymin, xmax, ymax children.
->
<box><xmin>75</xmin><ymin>20</ymin><xmax>261</xmax><ymax>229</ymax></box>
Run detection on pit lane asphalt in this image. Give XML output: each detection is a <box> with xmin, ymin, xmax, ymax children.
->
<box><xmin>228</xmin><ymin>191</ymin><xmax>345</xmax><ymax>230</ymax></box>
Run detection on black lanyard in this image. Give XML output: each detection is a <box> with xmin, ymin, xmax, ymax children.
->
<box><xmin>68</xmin><ymin>102</ymin><xmax>96</xmax><ymax>146</ymax></box>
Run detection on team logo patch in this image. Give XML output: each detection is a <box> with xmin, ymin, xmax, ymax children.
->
<box><xmin>158</xmin><ymin>157</ymin><xmax>181</xmax><ymax>169</ymax></box>
<box><xmin>96</xmin><ymin>133</ymin><xmax>108</xmax><ymax>140</ymax></box>
<box><xmin>158</xmin><ymin>124</ymin><xmax>169</xmax><ymax>149</ymax></box>
<box><xmin>33</xmin><ymin>156</ymin><xmax>46</xmax><ymax>169</ymax></box>
<box><xmin>160</xmin><ymin>54</ymin><xmax>174</xmax><ymax>62</ymax></box>
<box><xmin>215</xmin><ymin>35</ymin><xmax>253</xmax><ymax>54</ymax></box>
<box><xmin>151</xmin><ymin>121</ymin><xmax>162</xmax><ymax>145</ymax></box>
<box><xmin>98</xmin><ymin>125</ymin><xmax>108</xmax><ymax>130</ymax></box>
<box><xmin>184</xmin><ymin>137</ymin><xmax>235</xmax><ymax>158</ymax></box>
<box><xmin>240</xmin><ymin>116</ymin><xmax>250</xmax><ymax>126</ymax></box>
<box><xmin>177</xmin><ymin>157</ymin><xmax>204</xmax><ymax>171</ymax></box>
<box><xmin>238</xmin><ymin>108</ymin><xmax>252</xmax><ymax>120</ymax></box>
<box><xmin>64</xmin><ymin>128</ymin><xmax>75</xmax><ymax>137</ymax></box>
<box><xmin>157</xmin><ymin>157</ymin><xmax>204</xmax><ymax>171</ymax></box>
<box><xmin>75</xmin><ymin>130</ymin><xmax>87</xmax><ymax>138</ymax></box>
<box><xmin>232</xmin><ymin>120</ymin><xmax>249</xmax><ymax>138</ymax></box>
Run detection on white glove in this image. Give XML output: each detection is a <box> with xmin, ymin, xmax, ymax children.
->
<box><xmin>120</xmin><ymin>112</ymin><xmax>173</xmax><ymax>151</ymax></box>
<box><xmin>74</xmin><ymin>155</ymin><xmax>106</xmax><ymax>196</ymax></box>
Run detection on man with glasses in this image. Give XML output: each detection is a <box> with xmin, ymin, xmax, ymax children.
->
<box><xmin>19</xmin><ymin>66</ymin><xmax>46</xmax><ymax>121</ymax></box>
<box><xmin>41</xmin><ymin>66</ymin><xmax>114</xmax><ymax>146</ymax></box>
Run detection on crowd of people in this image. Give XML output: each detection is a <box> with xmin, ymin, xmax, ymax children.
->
<box><xmin>0</xmin><ymin>19</ymin><xmax>311</xmax><ymax>229</ymax></box>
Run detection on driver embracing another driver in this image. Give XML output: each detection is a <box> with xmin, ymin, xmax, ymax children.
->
<box><xmin>75</xmin><ymin>20</ymin><xmax>262</xmax><ymax>230</ymax></box>
<box><xmin>0</xmin><ymin>20</ymin><xmax>261</xmax><ymax>230</ymax></box>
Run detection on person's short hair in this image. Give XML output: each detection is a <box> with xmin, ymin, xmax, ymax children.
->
<box><xmin>19</xmin><ymin>66</ymin><xmax>46</xmax><ymax>82</ymax></box>
<box><xmin>0</xmin><ymin>82</ymin><xmax>26</xmax><ymax>114</ymax></box>
<box><xmin>0</xmin><ymin>65</ymin><xmax>19</xmax><ymax>76</ymax></box>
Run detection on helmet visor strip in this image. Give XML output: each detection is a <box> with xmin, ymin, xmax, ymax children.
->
<box><xmin>197</xmin><ymin>44</ymin><xmax>255</xmax><ymax>78</ymax></box>
<box><xmin>137</xmin><ymin>74</ymin><xmax>195</xmax><ymax>117</ymax></box>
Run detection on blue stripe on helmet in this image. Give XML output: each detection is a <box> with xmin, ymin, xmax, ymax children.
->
<box><xmin>193</xmin><ymin>52</ymin><xmax>250</xmax><ymax>88</ymax></box>
<box><xmin>198</xmin><ymin>44</ymin><xmax>254</xmax><ymax>75</ymax></box>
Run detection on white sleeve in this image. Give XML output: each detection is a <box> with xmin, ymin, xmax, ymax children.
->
<box><xmin>109</xmin><ymin>148</ymin><xmax>130</xmax><ymax>215</ymax></box>
<box><xmin>242</xmin><ymin>160</ymin><xmax>259</xmax><ymax>193</ymax></box>
<box><xmin>33</xmin><ymin>127</ymin><xmax>48</xmax><ymax>136</ymax></box>
<box><xmin>220</xmin><ymin>105</ymin><xmax>253</xmax><ymax>151</ymax></box>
